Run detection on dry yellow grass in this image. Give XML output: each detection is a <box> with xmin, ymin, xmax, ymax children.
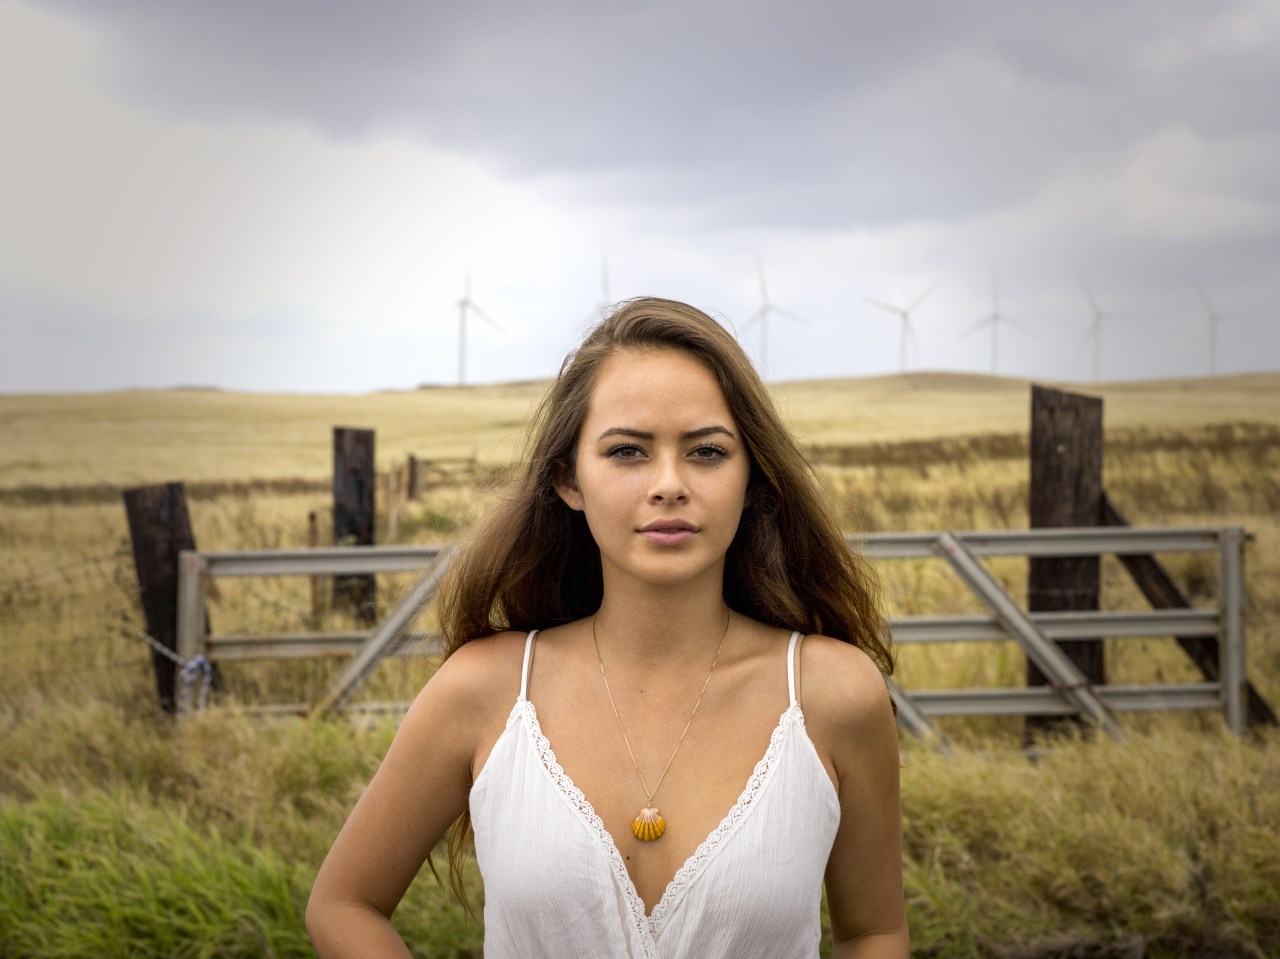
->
<box><xmin>4</xmin><ymin>371</ymin><xmax>1276</xmax><ymax>489</ymax></box>
<box><xmin>0</xmin><ymin>383</ymin><xmax>546</xmax><ymax>489</ymax></box>
<box><xmin>3</xmin><ymin>372</ymin><xmax>1276</xmax><ymax>735</ymax></box>
<box><xmin>775</xmin><ymin>370</ymin><xmax>1280</xmax><ymax>445</ymax></box>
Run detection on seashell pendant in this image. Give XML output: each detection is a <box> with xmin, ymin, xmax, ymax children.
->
<box><xmin>631</xmin><ymin>806</ymin><xmax>666</xmax><ymax>842</ymax></box>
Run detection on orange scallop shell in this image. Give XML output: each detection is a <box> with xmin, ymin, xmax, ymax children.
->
<box><xmin>631</xmin><ymin>806</ymin><xmax>666</xmax><ymax>841</ymax></box>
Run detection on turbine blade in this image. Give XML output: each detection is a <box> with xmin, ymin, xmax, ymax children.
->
<box><xmin>908</xmin><ymin>279</ymin><xmax>940</xmax><ymax>313</ymax></box>
<box><xmin>771</xmin><ymin>305</ymin><xmax>809</xmax><ymax>325</ymax></box>
<box><xmin>469</xmin><ymin>301</ymin><xmax>504</xmax><ymax>334</ymax></box>
<box><xmin>961</xmin><ymin>317</ymin><xmax>992</xmax><ymax>336</ymax></box>
<box><xmin>1078</xmin><ymin>275</ymin><xmax>1101</xmax><ymax>315</ymax></box>
<box><xmin>864</xmin><ymin>296</ymin><xmax>903</xmax><ymax>317</ymax></box>
<box><xmin>1005</xmin><ymin>317</ymin><xmax>1036</xmax><ymax>336</ymax></box>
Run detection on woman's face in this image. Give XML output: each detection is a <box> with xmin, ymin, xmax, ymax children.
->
<box><xmin>556</xmin><ymin>347</ymin><xmax>751</xmax><ymax>592</ymax></box>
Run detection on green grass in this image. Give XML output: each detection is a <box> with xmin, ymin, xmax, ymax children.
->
<box><xmin>0</xmin><ymin>788</ymin><xmax>315</xmax><ymax>959</ymax></box>
<box><xmin>0</xmin><ymin>705</ymin><xmax>483</xmax><ymax>959</ymax></box>
<box><xmin>2</xmin><ymin>701</ymin><xmax>1276</xmax><ymax>958</ymax></box>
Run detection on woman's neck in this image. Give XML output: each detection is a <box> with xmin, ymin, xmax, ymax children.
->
<box><xmin>592</xmin><ymin>582</ymin><xmax>732</xmax><ymax>671</ymax></box>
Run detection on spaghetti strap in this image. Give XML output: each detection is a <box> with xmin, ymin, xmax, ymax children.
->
<box><xmin>519</xmin><ymin>630</ymin><xmax>539</xmax><ymax>702</ymax></box>
<box><xmin>786</xmin><ymin>630</ymin><xmax>802</xmax><ymax>707</ymax></box>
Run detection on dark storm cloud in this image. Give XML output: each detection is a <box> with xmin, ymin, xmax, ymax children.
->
<box><xmin>49</xmin><ymin>0</ymin><xmax>1280</xmax><ymax>229</ymax></box>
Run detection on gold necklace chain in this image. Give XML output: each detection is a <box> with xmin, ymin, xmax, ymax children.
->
<box><xmin>591</xmin><ymin>611</ymin><xmax>731</xmax><ymax>842</ymax></box>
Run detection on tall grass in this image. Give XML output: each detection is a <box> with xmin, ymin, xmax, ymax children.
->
<box><xmin>902</xmin><ymin>726</ymin><xmax>1280</xmax><ymax>958</ymax></box>
<box><xmin>0</xmin><ymin>707</ymin><xmax>482</xmax><ymax>958</ymax></box>
<box><xmin>3</xmin><ymin>380</ymin><xmax>1279</xmax><ymax>957</ymax></box>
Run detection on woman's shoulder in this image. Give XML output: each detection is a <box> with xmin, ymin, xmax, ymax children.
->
<box><xmin>796</xmin><ymin>633</ymin><xmax>894</xmax><ymax>735</ymax></box>
<box><xmin>794</xmin><ymin>633</ymin><xmax>899</xmax><ymax>793</ymax></box>
<box><xmin>428</xmin><ymin>629</ymin><xmax>532</xmax><ymax>712</ymax></box>
<box><xmin>379</xmin><ymin>630</ymin><xmax>534</xmax><ymax>782</ymax></box>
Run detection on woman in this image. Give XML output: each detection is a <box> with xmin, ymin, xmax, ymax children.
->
<box><xmin>307</xmin><ymin>297</ymin><xmax>908</xmax><ymax>958</ymax></box>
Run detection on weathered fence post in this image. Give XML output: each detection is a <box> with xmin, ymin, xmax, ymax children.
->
<box><xmin>1027</xmin><ymin>385</ymin><xmax>1104</xmax><ymax>740</ymax></box>
<box><xmin>388</xmin><ymin>468</ymin><xmax>401</xmax><ymax>543</ymax></box>
<box><xmin>307</xmin><ymin>510</ymin><xmax>325</xmax><ymax>626</ymax></box>
<box><xmin>333</xmin><ymin>427</ymin><xmax>376</xmax><ymax>624</ymax></box>
<box><xmin>123</xmin><ymin>483</ymin><xmax>217</xmax><ymax>712</ymax></box>
<box><xmin>406</xmin><ymin>454</ymin><xmax>421</xmax><ymax>500</ymax></box>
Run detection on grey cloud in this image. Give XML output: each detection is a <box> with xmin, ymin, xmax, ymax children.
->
<box><xmin>14</xmin><ymin>0</ymin><xmax>1276</xmax><ymax>389</ymax></box>
<box><xmin>46</xmin><ymin>0</ymin><xmax>1278</xmax><ymax>230</ymax></box>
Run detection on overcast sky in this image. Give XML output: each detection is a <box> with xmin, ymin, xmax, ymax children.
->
<box><xmin>2</xmin><ymin>0</ymin><xmax>1278</xmax><ymax>393</ymax></box>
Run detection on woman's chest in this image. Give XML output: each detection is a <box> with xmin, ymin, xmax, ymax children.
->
<box><xmin>529</xmin><ymin>693</ymin><xmax>791</xmax><ymax>911</ymax></box>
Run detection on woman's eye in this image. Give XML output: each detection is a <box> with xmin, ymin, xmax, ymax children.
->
<box><xmin>606</xmin><ymin>444</ymin><xmax>645</xmax><ymax>459</ymax></box>
<box><xmin>691</xmin><ymin>444</ymin><xmax>729</xmax><ymax>460</ymax></box>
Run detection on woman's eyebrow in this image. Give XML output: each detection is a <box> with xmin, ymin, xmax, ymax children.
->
<box><xmin>596</xmin><ymin>425</ymin><xmax>737</xmax><ymax>442</ymax></box>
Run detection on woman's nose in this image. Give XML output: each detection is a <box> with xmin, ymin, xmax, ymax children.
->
<box><xmin>648</xmin><ymin>455</ymin><xmax>689</xmax><ymax>503</ymax></box>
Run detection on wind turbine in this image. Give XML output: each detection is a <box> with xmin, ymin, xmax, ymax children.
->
<box><xmin>598</xmin><ymin>249</ymin><xmax>612</xmax><ymax>313</ymax></box>
<box><xmin>454</xmin><ymin>273</ymin><xmax>503</xmax><ymax>386</ymax></box>
<box><xmin>865</xmin><ymin>280</ymin><xmax>939</xmax><ymax>374</ymax></box>
<box><xmin>584</xmin><ymin>249</ymin><xmax>613</xmax><ymax>325</ymax></box>
<box><xmin>1192</xmin><ymin>281</ymin><xmax>1229</xmax><ymax>377</ymax></box>
<box><xmin>961</xmin><ymin>268</ymin><xmax>1031</xmax><ymax>375</ymax></box>
<box><xmin>1078</xmin><ymin>277</ymin><xmax>1126</xmax><ymax>382</ymax></box>
<box><xmin>743</xmin><ymin>256</ymin><xmax>807</xmax><ymax>374</ymax></box>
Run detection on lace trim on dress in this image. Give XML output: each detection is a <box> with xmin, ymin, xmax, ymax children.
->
<box><xmin>516</xmin><ymin>698</ymin><xmax>806</xmax><ymax>946</ymax></box>
<box><xmin>515</xmin><ymin>700</ymin><xmax>661</xmax><ymax>959</ymax></box>
<box><xmin>647</xmin><ymin>703</ymin><xmax>803</xmax><ymax>932</ymax></box>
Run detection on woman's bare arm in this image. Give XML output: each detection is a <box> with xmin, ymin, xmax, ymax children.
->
<box><xmin>306</xmin><ymin>634</ymin><xmax>523</xmax><ymax>957</ymax></box>
<box><xmin>804</xmin><ymin>637</ymin><xmax>909</xmax><ymax>959</ymax></box>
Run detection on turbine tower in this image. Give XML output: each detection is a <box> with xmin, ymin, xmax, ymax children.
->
<box><xmin>455</xmin><ymin>273</ymin><xmax>503</xmax><ymax>386</ymax></box>
<box><xmin>743</xmin><ymin>255</ymin><xmax>807</xmax><ymax>374</ymax></box>
<box><xmin>584</xmin><ymin>249</ymin><xmax>613</xmax><ymax>325</ymax></box>
<box><xmin>1192</xmin><ymin>281</ymin><xmax>1229</xmax><ymax>377</ymax></box>
<box><xmin>865</xmin><ymin>280</ymin><xmax>939</xmax><ymax>374</ymax></box>
<box><xmin>1078</xmin><ymin>277</ymin><xmax>1125</xmax><ymax>383</ymax></box>
<box><xmin>962</xmin><ymin>268</ymin><xmax>1031</xmax><ymax>375</ymax></box>
<box><xmin>598</xmin><ymin>249</ymin><xmax>612</xmax><ymax>313</ymax></box>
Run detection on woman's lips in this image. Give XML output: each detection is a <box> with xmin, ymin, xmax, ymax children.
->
<box><xmin>639</xmin><ymin>528</ymin><xmax>697</xmax><ymax>545</ymax></box>
<box><xmin>638</xmin><ymin>521</ymin><xmax>698</xmax><ymax>545</ymax></box>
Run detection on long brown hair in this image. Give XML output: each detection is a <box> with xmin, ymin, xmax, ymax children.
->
<box><xmin>437</xmin><ymin>296</ymin><xmax>890</xmax><ymax>666</ymax></box>
<box><xmin>432</xmin><ymin>296</ymin><xmax>891</xmax><ymax>907</ymax></box>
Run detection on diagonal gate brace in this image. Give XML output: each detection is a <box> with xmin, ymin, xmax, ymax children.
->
<box><xmin>933</xmin><ymin>532</ymin><xmax>1122</xmax><ymax>739</ymax></box>
<box><xmin>307</xmin><ymin>548</ymin><xmax>454</xmax><ymax>719</ymax></box>
<box><xmin>887</xmin><ymin>676</ymin><xmax>952</xmax><ymax>755</ymax></box>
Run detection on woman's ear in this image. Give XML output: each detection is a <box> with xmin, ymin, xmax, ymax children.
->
<box><xmin>554</xmin><ymin>471</ymin><xmax>585</xmax><ymax>512</ymax></box>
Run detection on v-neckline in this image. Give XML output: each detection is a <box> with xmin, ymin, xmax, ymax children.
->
<box><xmin>513</xmin><ymin>696</ymin><xmax>802</xmax><ymax>933</ymax></box>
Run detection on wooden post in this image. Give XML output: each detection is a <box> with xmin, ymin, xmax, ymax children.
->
<box><xmin>1026</xmin><ymin>385</ymin><xmax>1104</xmax><ymax>740</ymax></box>
<box><xmin>308</xmin><ymin>510</ymin><xmax>324</xmax><ymax>626</ymax></box>
<box><xmin>406</xmin><ymin>455</ymin><xmax>420</xmax><ymax>500</ymax></box>
<box><xmin>123</xmin><ymin>483</ymin><xmax>217</xmax><ymax>712</ymax></box>
<box><xmin>388</xmin><ymin>468</ymin><xmax>400</xmax><ymax>543</ymax></box>
<box><xmin>333</xmin><ymin>427</ymin><xmax>376</xmax><ymax>624</ymax></box>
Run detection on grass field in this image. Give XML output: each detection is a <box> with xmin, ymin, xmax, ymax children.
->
<box><xmin>2</xmin><ymin>371</ymin><xmax>1278</xmax><ymax>958</ymax></box>
<box><xmin>4</xmin><ymin>371</ymin><xmax>1278</xmax><ymax>490</ymax></box>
